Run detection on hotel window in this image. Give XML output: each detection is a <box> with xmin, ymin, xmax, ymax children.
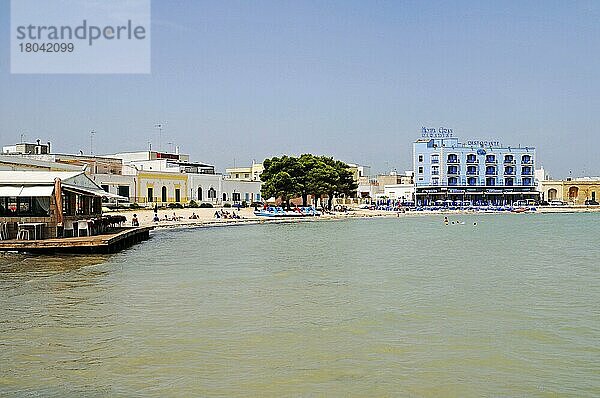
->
<box><xmin>522</xmin><ymin>155</ymin><xmax>531</xmax><ymax>164</ymax></box>
<box><xmin>432</xmin><ymin>177</ymin><xmax>439</xmax><ymax>185</ymax></box>
<box><xmin>486</xmin><ymin>177</ymin><xmax>496</xmax><ymax>186</ymax></box>
<box><xmin>447</xmin><ymin>154</ymin><xmax>458</xmax><ymax>163</ymax></box>
<box><xmin>431</xmin><ymin>154</ymin><xmax>439</xmax><ymax>163</ymax></box>
<box><xmin>486</xmin><ymin>166</ymin><xmax>496</xmax><ymax>175</ymax></box>
<box><xmin>467</xmin><ymin>165</ymin><xmax>477</xmax><ymax>175</ymax></box>
<box><xmin>504</xmin><ymin>155</ymin><xmax>514</xmax><ymax>163</ymax></box>
<box><xmin>522</xmin><ymin>177</ymin><xmax>532</xmax><ymax>186</ymax></box>
<box><xmin>467</xmin><ymin>177</ymin><xmax>477</xmax><ymax>186</ymax></box>
<box><xmin>418</xmin><ymin>154</ymin><xmax>423</xmax><ymax>162</ymax></box>
<box><xmin>448</xmin><ymin>177</ymin><xmax>458</xmax><ymax>186</ymax></box>
<box><xmin>486</xmin><ymin>154</ymin><xmax>496</xmax><ymax>163</ymax></box>
<box><xmin>431</xmin><ymin>165</ymin><xmax>439</xmax><ymax>175</ymax></box>
<box><xmin>447</xmin><ymin>165</ymin><xmax>458</xmax><ymax>174</ymax></box>
<box><xmin>522</xmin><ymin>166</ymin><xmax>532</xmax><ymax>175</ymax></box>
<box><xmin>466</xmin><ymin>154</ymin><xmax>477</xmax><ymax>163</ymax></box>
<box><xmin>505</xmin><ymin>177</ymin><xmax>514</xmax><ymax>186</ymax></box>
<box><xmin>504</xmin><ymin>166</ymin><xmax>514</xmax><ymax>175</ymax></box>
<box><xmin>418</xmin><ymin>166</ymin><xmax>423</xmax><ymax>174</ymax></box>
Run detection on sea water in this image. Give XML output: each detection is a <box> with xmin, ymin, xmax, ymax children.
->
<box><xmin>0</xmin><ymin>213</ymin><xmax>598</xmax><ymax>397</ymax></box>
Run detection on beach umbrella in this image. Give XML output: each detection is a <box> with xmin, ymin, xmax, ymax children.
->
<box><xmin>54</xmin><ymin>178</ymin><xmax>63</xmax><ymax>226</ymax></box>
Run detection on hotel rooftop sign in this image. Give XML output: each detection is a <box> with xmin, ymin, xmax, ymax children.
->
<box><xmin>421</xmin><ymin>127</ymin><xmax>454</xmax><ymax>138</ymax></box>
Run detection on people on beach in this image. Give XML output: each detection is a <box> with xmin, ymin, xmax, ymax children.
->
<box><xmin>189</xmin><ymin>212</ymin><xmax>199</xmax><ymax>219</ymax></box>
<box><xmin>214</xmin><ymin>211</ymin><xmax>220</xmax><ymax>219</ymax></box>
<box><xmin>153</xmin><ymin>212</ymin><xmax>160</xmax><ymax>222</ymax></box>
<box><xmin>131</xmin><ymin>214</ymin><xmax>139</xmax><ymax>227</ymax></box>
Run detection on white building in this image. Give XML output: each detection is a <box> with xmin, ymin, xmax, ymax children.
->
<box><xmin>383</xmin><ymin>184</ymin><xmax>415</xmax><ymax>202</ymax></box>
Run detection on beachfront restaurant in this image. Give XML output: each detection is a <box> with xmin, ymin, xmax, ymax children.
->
<box><xmin>0</xmin><ymin>171</ymin><xmax>124</xmax><ymax>240</ymax></box>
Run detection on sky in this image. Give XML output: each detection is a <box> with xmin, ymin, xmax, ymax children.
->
<box><xmin>1</xmin><ymin>0</ymin><xmax>599</xmax><ymax>177</ymax></box>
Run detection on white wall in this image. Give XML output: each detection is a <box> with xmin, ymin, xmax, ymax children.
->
<box><xmin>383</xmin><ymin>184</ymin><xmax>414</xmax><ymax>201</ymax></box>
<box><xmin>188</xmin><ymin>173</ymin><xmax>223</xmax><ymax>203</ymax></box>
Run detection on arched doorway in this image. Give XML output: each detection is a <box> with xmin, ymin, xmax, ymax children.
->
<box><xmin>197</xmin><ymin>187</ymin><xmax>203</xmax><ymax>201</ymax></box>
<box><xmin>161</xmin><ymin>186</ymin><xmax>168</xmax><ymax>202</ymax></box>
<box><xmin>568</xmin><ymin>186</ymin><xmax>579</xmax><ymax>201</ymax></box>
<box><xmin>223</xmin><ymin>193</ymin><xmax>227</xmax><ymax>202</ymax></box>
<box><xmin>208</xmin><ymin>187</ymin><xmax>216</xmax><ymax>200</ymax></box>
<box><xmin>547</xmin><ymin>188</ymin><xmax>558</xmax><ymax>201</ymax></box>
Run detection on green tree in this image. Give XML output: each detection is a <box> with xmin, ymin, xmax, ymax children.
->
<box><xmin>261</xmin><ymin>156</ymin><xmax>300</xmax><ymax>209</ymax></box>
<box><xmin>261</xmin><ymin>154</ymin><xmax>357</xmax><ymax>210</ymax></box>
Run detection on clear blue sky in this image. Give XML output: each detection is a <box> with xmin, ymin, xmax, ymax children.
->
<box><xmin>1</xmin><ymin>0</ymin><xmax>599</xmax><ymax>177</ymax></box>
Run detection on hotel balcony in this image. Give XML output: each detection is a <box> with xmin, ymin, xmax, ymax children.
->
<box><xmin>447</xmin><ymin>159</ymin><xmax>459</xmax><ymax>164</ymax></box>
<box><xmin>504</xmin><ymin>159</ymin><xmax>516</xmax><ymax>164</ymax></box>
<box><xmin>485</xmin><ymin>158</ymin><xmax>497</xmax><ymax>164</ymax></box>
<box><xmin>504</xmin><ymin>170</ymin><xmax>515</xmax><ymax>175</ymax></box>
<box><xmin>521</xmin><ymin>171</ymin><xmax>532</xmax><ymax>176</ymax></box>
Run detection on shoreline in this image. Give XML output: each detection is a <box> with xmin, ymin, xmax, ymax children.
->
<box><xmin>108</xmin><ymin>205</ymin><xmax>600</xmax><ymax>234</ymax></box>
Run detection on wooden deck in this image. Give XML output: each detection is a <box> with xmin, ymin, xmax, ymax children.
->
<box><xmin>0</xmin><ymin>226</ymin><xmax>153</xmax><ymax>254</ymax></box>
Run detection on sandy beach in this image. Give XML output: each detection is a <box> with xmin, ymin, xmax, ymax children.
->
<box><xmin>106</xmin><ymin>204</ymin><xmax>600</xmax><ymax>231</ymax></box>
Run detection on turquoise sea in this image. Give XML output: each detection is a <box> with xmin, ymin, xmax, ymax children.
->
<box><xmin>0</xmin><ymin>213</ymin><xmax>598</xmax><ymax>397</ymax></box>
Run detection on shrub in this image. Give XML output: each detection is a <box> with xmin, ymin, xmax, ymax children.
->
<box><xmin>130</xmin><ymin>202</ymin><xmax>142</xmax><ymax>209</ymax></box>
<box><xmin>188</xmin><ymin>200</ymin><xmax>199</xmax><ymax>208</ymax></box>
<box><xmin>168</xmin><ymin>202</ymin><xmax>184</xmax><ymax>209</ymax></box>
<box><xmin>223</xmin><ymin>202</ymin><xmax>232</xmax><ymax>208</ymax></box>
<box><xmin>241</xmin><ymin>200</ymin><xmax>248</xmax><ymax>208</ymax></box>
<box><xmin>199</xmin><ymin>203</ymin><xmax>213</xmax><ymax>208</ymax></box>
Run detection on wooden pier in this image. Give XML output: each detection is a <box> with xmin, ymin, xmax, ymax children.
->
<box><xmin>0</xmin><ymin>226</ymin><xmax>152</xmax><ymax>254</ymax></box>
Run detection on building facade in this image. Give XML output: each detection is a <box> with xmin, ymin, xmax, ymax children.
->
<box><xmin>540</xmin><ymin>178</ymin><xmax>600</xmax><ymax>204</ymax></box>
<box><xmin>225</xmin><ymin>162</ymin><xmax>264</xmax><ymax>181</ymax></box>
<box><xmin>413</xmin><ymin>137</ymin><xmax>538</xmax><ymax>205</ymax></box>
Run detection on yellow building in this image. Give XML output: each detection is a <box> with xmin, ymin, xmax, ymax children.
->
<box><xmin>541</xmin><ymin>178</ymin><xmax>600</xmax><ymax>204</ymax></box>
<box><xmin>135</xmin><ymin>171</ymin><xmax>188</xmax><ymax>204</ymax></box>
<box><xmin>225</xmin><ymin>162</ymin><xmax>264</xmax><ymax>181</ymax></box>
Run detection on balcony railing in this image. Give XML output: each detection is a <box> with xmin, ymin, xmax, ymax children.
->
<box><xmin>447</xmin><ymin>159</ymin><xmax>459</xmax><ymax>164</ymax></box>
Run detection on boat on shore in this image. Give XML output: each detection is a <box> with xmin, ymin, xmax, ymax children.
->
<box><xmin>254</xmin><ymin>206</ymin><xmax>321</xmax><ymax>218</ymax></box>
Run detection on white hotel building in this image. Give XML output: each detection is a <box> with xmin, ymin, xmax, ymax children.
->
<box><xmin>413</xmin><ymin>134</ymin><xmax>538</xmax><ymax>205</ymax></box>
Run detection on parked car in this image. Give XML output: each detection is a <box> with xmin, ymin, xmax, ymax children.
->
<box><xmin>550</xmin><ymin>200</ymin><xmax>567</xmax><ymax>206</ymax></box>
<box><xmin>584</xmin><ymin>199</ymin><xmax>599</xmax><ymax>205</ymax></box>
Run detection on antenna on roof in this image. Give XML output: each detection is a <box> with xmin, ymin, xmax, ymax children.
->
<box><xmin>90</xmin><ymin>130</ymin><xmax>96</xmax><ymax>156</ymax></box>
